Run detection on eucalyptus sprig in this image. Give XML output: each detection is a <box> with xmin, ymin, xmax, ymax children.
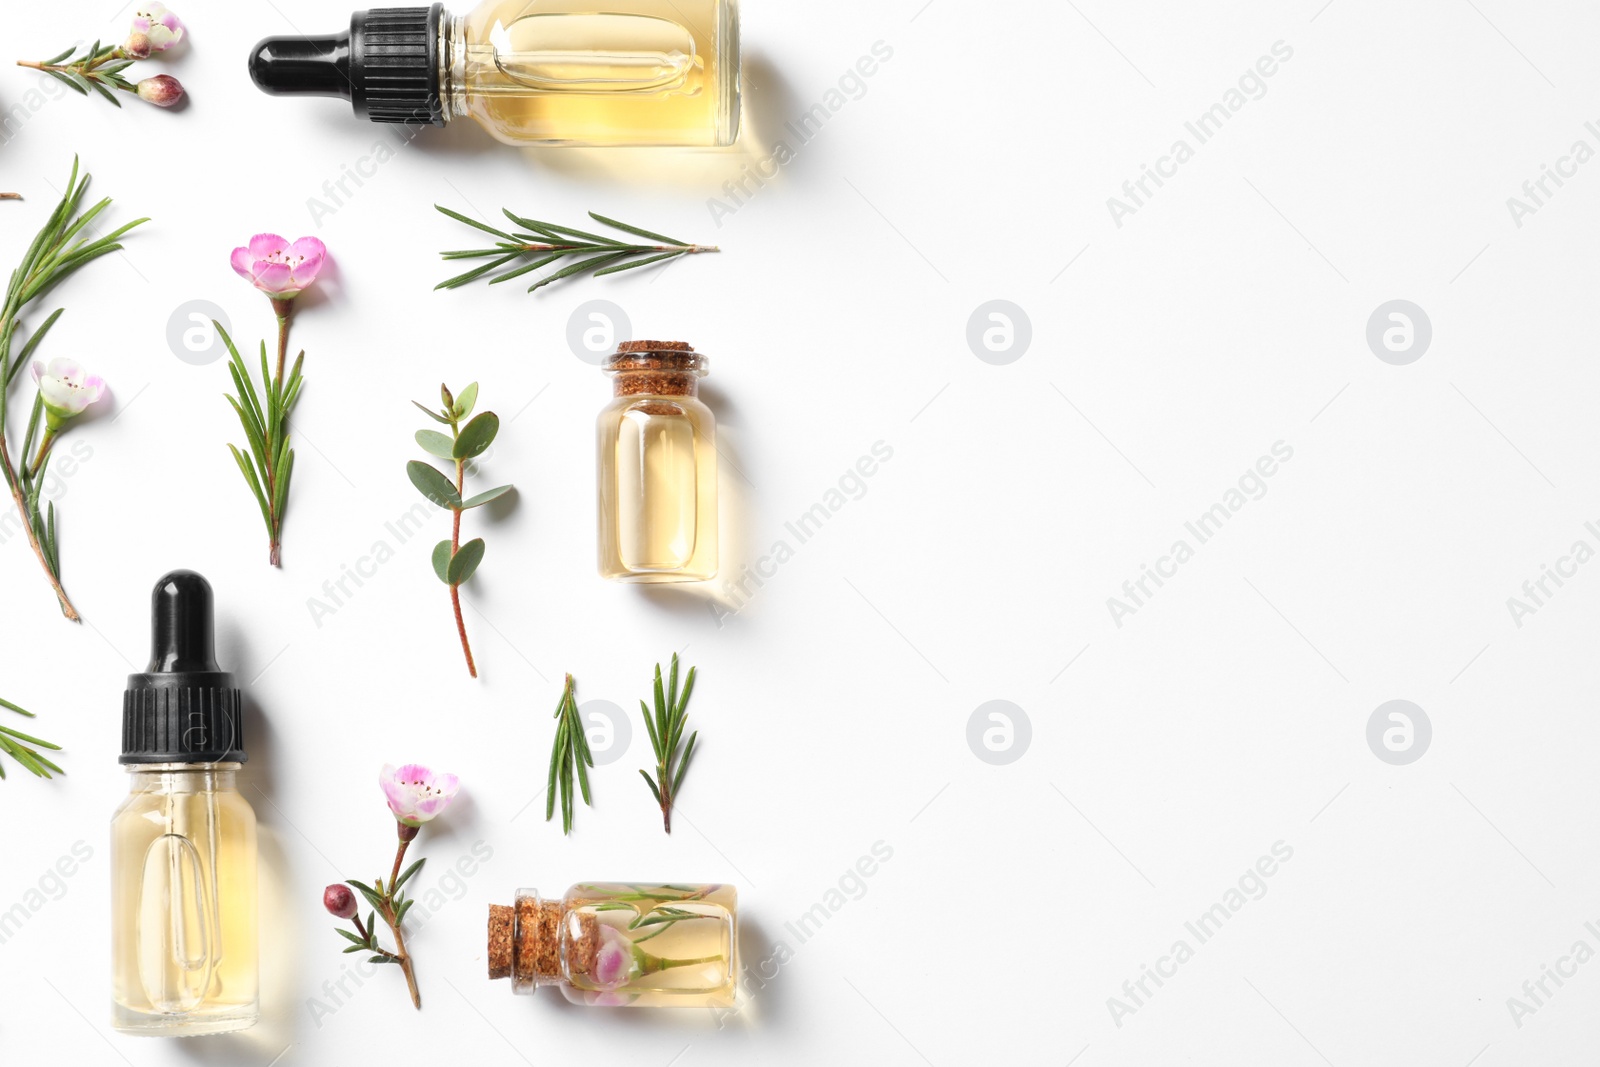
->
<box><xmin>435</xmin><ymin>206</ymin><xmax>719</xmax><ymax>294</ymax></box>
<box><xmin>639</xmin><ymin>654</ymin><xmax>698</xmax><ymax>835</ymax></box>
<box><xmin>0</xmin><ymin>696</ymin><xmax>63</xmax><ymax>780</ymax></box>
<box><xmin>545</xmin><ymin>674</ymin><xmax>593</xmax><ymax>835</ymax></box>
<box><xmin>407</xmin><ymin>384</ymin><xmax>512</xmax><ymax>678</ymax></box>
<box><xmin>0</xmin><ymin>157</ymin><xmax>145</xmax><ymax>620</ymax></box>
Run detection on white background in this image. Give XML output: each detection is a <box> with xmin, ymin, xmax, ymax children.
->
<box><xmin>3</xmin><ymin>0</ymin><xmax>1599</xmax><ymax>1064</ymax></box>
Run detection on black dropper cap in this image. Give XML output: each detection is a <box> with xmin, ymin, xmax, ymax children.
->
<box><xmin>247</xmin><ymin>3</ymin><xmax>445</xmax><ymax>127</ymax></box>
<box><xmin>121</xmin><ymin>571</ymin><xmax>246</xmax><ymax>765</ymax></box>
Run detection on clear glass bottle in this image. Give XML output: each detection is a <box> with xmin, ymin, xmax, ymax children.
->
<box><xmin>488</xmin><ymin>883</ymin><xmax>737</xmax><ymax>1006</ymax></box>
<box><xmin>597</xmin><ymin>341</ymin><xmax>718</xmax><ymax>583</ymax></box>
<box><xmin>111</xmin><ymin>572</ymin><xmax>259</xmax><ymax>1036</ymax></box>
<box><xmin>248</xmin><ymin>0</ymin><xmax>740</xmax><ymax>147</ymax></box>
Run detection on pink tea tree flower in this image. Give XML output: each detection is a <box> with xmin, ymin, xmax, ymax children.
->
<box><xmin>28</xmin><ymin>358</ymin><xmax>104</xmax><ymax>476</ymax></box>
<box><xmin>321</xmin><ymin>764</ymin><xmax>459</xmax><ymax>1011</ymax></box>
<box><xmin>222</xmin><ymin>233</ymin><xmax>327</xmax><ymax>567</ymax></box>
<box><xmin>380</xmin><ymin>763</ymin><xmax>460</xmax><ymax>829</ymax></box>
<box><xmin>128</xmin><ymin>4</ymin><xmax>185</xmax><ymax>54</ymax></box>
<box><xmin>231</xmin><ymin>234</ymin><xmax>326</xmax><ymax>305</ymax></box>
<box><xmin>592</xmin><ymin>925</ymin><xmax>642</xmax><ymax>992</ymax></box>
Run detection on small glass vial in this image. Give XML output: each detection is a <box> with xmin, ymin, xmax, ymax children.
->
<box><xmin>111</xmin><ymin>572</ymin><xmax>259</xmax><ymax>1036</ymax></box>
<box><xmin>248</xmin><ymin>0</ymin><xmax>740</xmax><ymax>147</ymax></box>
<box><xmin>488</xmin><ymin>883</ymin><xmax>737</xmax><ymax>1006</ymax></box>
<box><xmin>597</xmin><ymin>341</ymin><xmax>718</xmax><ymax>583</ymax></box>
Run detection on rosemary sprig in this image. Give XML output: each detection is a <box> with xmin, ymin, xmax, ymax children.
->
<box><xmin>221</xmin><ymin>326</ymin><xmax>302</xmax><ymax>567</ymax></box>
<box><xmin>434</xmin><ymin>206</ymin><xmax>719</xmax><ymax>294</ymax></box>
<box><xmin>18</xmin><ymin>41</ymin><xmax>139</xmax><ymax>107</ymax></box>
<box><xmin>407</xmin><ymin>383</ymin><xmax>512</xmax><ymax>679</ymax></box>
<box><xmin>0</xmin><ymin>157</ymin><xmax>145</xmax><ymax>620</ymax></box>
<box><xmin>545</xmin><ymin>674</ymin><xmax>594</xmax><ymax>835</ymax></box>
<box><xmin>0</xmin><ymin>696</ymin><xmax>63</xmax><ymax>780</ymax></box>
<box><xmin>638</xmin><ymin>654</ymin><xmax>698</xmax><ymax>835</ymax></box>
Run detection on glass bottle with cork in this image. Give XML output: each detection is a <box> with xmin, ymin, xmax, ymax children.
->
<box><xmin>247</xmin><ymin>0</ymin><xmax>740</xmax><ymax>147</ymax></box>
<box><xmin>596</xmin><ymin>340</ymin><xmax>718</xmax><ymax>583</ymax></box>
<box><xmin>488</xmin><ymin>882</ymin><xmax>738</xmax><ymax>1006</ymax></box>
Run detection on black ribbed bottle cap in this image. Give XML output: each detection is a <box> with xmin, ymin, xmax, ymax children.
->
<box><xmin>121</xmin><ymin>571</ymin><xmax>246</xmax><ymax>765</ymax></box>
<box><xmin>247</xmin><ymin>3</ymin><xmax>445</xmax><ymax>127</ymax></box>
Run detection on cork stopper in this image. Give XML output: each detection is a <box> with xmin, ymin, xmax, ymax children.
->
<box><xmin>487</xmin><ymin>904</ymin><xmax>514</xmax><ymax>980</ymax></box>
<box><xmin>604</xmin><ymin>340</ymin><xmax>707</xmax><ymax>398</ymax></box>
<box><xmin>487</xmin><ymin>895</ymin><xmax>605</xmax><ymax>989</ymax></box>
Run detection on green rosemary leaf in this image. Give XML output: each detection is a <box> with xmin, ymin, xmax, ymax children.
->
<box><xmin>587</xmin><ymin>212</ymin><xmax>685</xmax><ymax>246</ymax></box>
<box><xmin>446</xmin><ymin>538</ymin><xmax>484</xmax><ymax>586</ymax></box>
<box><xmin>591</xmin><ymin>250</ymin><xmax>686</xmax><ymax>277</ymax></box>
<box><xmin>434</xmin><ymin>204</ymin><xmax>514</xmax><ymax>241</ymax></box>
<box><xmin>44</xmin><ymin>502</ymin><xmax>57</xmax><ymax>577</ymax></box>
<box><xmin>440</xmin><ymin>248</ymin><xmax>520</xmax><ymax>260</ymax></box>
<box><xmin>674</xmin><ymin>665</ymin><xmax>697</xmax><ymax>720</ymax></box>
<box><xmin>667</xmin><ymin>654</ymin><xmax>679</xmax><ymax>716</ymax></box>
<box><xmin>227</xmin><ymin>444</ymin><xmax>272</xmax><ymax>534</ymax></box>
<box><xmin>4</xmin><ymin>740</ymin><xmax>48</xmax><ymax>778</ymax></box>
<box><xmin>271</xmin><ymin>448</ymin><xmax>294</xmax><ymax>530</ymax></box>
<box><xmin>671</xmin><ymin>731</ymin><xmax>697</xmax><ymax>797</ymax></box>
<box><xmin>0</xmin><ymin>723</ymin><xmax>62</xmax><ymax>749</ymax></box>
<box><xmin>486</xmin><ymin>253</ymin><xmax>564</xmax><ymax>285</ymax></box>
<box><xmin>544</xmin><ymin>715</ymin><xmax>565</xmax><ymax>821</ymax></box>
<box><xmin>415</xmin><ymin>429</ymin><xmax>455</xmax><ymax>460</ymax></box>
<box><xmin>560</xmin><ymin>748</ymin><xmax>574</xmax><ymax>835</ymax></box>
<box><xmin>639</xmin><ymin>769</ymin><xmax>663</xmax><ymax>805</ymax></box>
<box><xmin>526</xmin><ymin>251</ymin><xmax>631</xmax><ymax>293</ymax></box>
<box><xmin>639</xmin><ymin>698</ymin><xmax>661</xmax><ymax>755</ymax></box>
<box><xmin>431</xmin><ymin>540</ymin><xmax>452</xmax><ymax>584</ymax></box>
<box><xmin>435</xmin><ymin>251</ymin><xmax>521</xmax><ymax>290</ymax></box>
<box><xmin>572</xmin><ymin>733</ymin><xmax>592</xmax><ymax>805</ymax></box>
<box><xmin>15</xmin><ymin>307</ymin><xmax>63</xmax><ymax>368</ymax></box>
<box><xmin>653</xmin><ymin>663</ymin><xmax>668</xmax><ymax>753</ymax></box>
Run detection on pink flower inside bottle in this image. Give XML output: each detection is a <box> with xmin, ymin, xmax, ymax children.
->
<box><xmin>488</xmin><ymin>883</ymin><xmax>737</xmax><ymax>1007</ymax></box>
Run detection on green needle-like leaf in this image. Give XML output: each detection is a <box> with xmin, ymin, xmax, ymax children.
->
<box><xmin>437</xmin><ymin>205</ymin><xmax>720</xmax><ymax>296</ymax></box>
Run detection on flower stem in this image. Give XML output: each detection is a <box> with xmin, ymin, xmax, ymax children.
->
<box><xmin>27</xmin><ymin>428</ymin><xmax>55</xmax><ymax>477</ymax></box>
<box><xmin>383</xmin><ymin>900</ymin><xmax>422</xmax><ymax>1009</ymax></box>
<box><xmin>0</xmin><ymin>435</ymin><xmax>77</xmax><ymax>621</ymax></box>
<box><xmin>450</xmin><ymin>459</ymin><xmax>477</xmax><ymax>678</ymax></box>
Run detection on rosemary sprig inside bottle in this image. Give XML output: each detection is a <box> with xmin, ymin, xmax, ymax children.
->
<box><xmin>546</xmin><ymin>674</ymin><xmax>593</xmax><ymax>835</ymax></box>
<box><xmin>639</xmin><ymin>654</ymin><xmax>698</xmax><ymax>835</ymax></box>
<box><xmin>435</xmin><ymin>207</ymin><xmax>719</xmax><ymax>294</ymax></box>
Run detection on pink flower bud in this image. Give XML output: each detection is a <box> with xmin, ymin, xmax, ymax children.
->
<box><xmin>135</xmin><ymin>74</ymin><xmax>183</xmax><ymax>107</ymax></box>
<box><xmin>323</xmin><ymin>884</ymin><xmax>358</xmax><ymax>920</ymax></box>
<box><xmin>122</xmin><ymin>32</ymin><xmax>152</xmax><ymax>60</ymax></box>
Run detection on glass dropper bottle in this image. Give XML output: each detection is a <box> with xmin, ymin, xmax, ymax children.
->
<box><xmin>110</xmin><ymin>571</ymin><xmax>259</xmax><ymax>1036</ymax></box>
<box><xmin>247</xmin><ymin>0</ymin><xmax>740</xmax><ymax>147</ymax></box>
